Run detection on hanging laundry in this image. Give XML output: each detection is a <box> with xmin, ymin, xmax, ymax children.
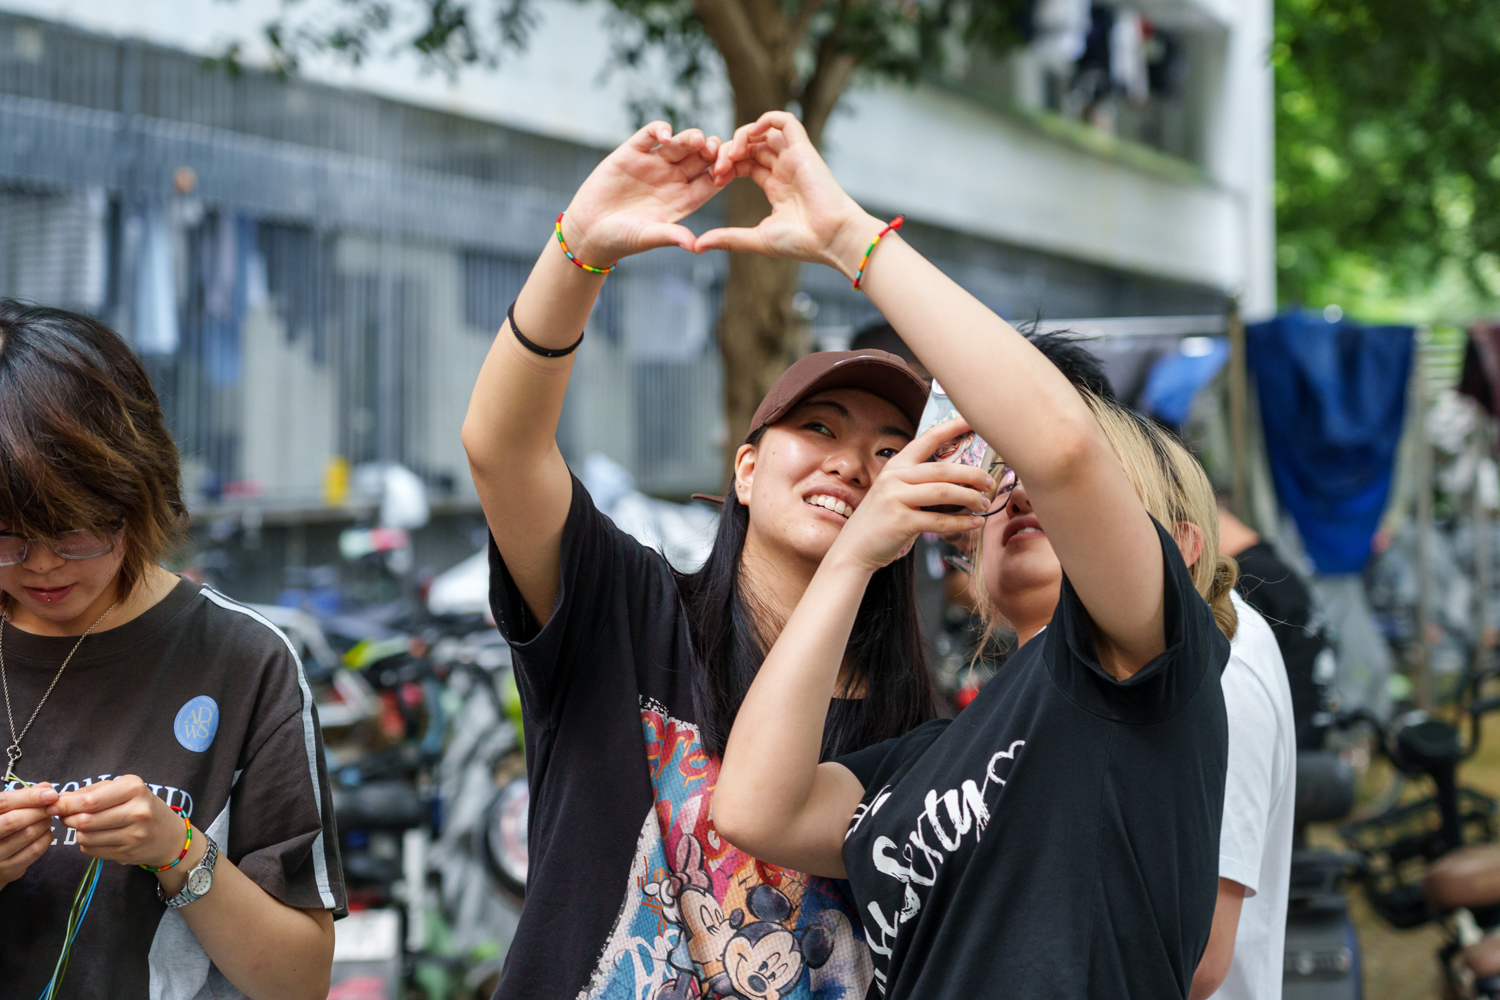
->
<box><xmin>1031</xmin><ymin>0</ymin><xmax>1092</xmax><ymax>73</ymax></box>
<box><xmin>1145</xmin><ymin>25</ymin><xmax>1182</xmax><ymax>99</ymax></box>
<box><xmin>1077</xmin><ymin>4</ymin><xmax>1114</xmax><ymax>76</ymax></box>
<box><xmin>197</xmin><ymin>213</ymin><xmax>252</xmax><ymax>388</ymax></box>
<box><xmin>1457</xmin><ymin>320</ymin><xmax>1500</xmax><ymax>418</ymax></box>
<box><xmin>132</xmin><ymin>206</ymin><xmax>179</xmax><ymax>356</ymax></box>
<box><xmin>1139</xmin><ymin>336</ymin><xmax>1231</xmax><ymax>426</ymax></box>
<box><xmin>1110</xmin><ymin>9</ymin><xmax>1149</xmax><ymax>102</ymax></box>
<box><xmin>1248</xmin><ymin>310</ymin><xmax>1415</xmax><ymax>575</ymax></box>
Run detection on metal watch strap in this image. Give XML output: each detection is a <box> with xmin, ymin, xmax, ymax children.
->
<box><xmin>159</xmin><ymin>835</ymin><xmax>218</xmax><ymax>908</ymax></box>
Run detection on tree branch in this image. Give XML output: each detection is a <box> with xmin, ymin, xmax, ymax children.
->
<box><xmin>692</xmin><ymin>0</ymin><xmax>785</xmax><ymax>119</ymax></box>
<box><xmin>788</xmin><ymin>0</ymin><xmax>828</xmax><ymax>51</ymax></box>
<box><xmin>801</xmin><ymin>51</ymin><xmax>857</xmax><ymax>146</ymax></box>
<box><xmin>799</xmin><ymin>0</ymin><xmax>857</xmax><ymax>146</ymax></box>
<box><xmin>740</xmin><ymin>0</ymin><xmax>789</xmax><ymax>51</ymax></box>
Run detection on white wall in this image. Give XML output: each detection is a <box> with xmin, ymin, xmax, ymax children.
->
<box><xmin>1</xmin><ymin>0</ymin><xmax>1275</xmax><ymax>311</ymax></box>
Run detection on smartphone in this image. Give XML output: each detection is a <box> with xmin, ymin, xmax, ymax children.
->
<box><xmin>917</xmin><ymin>381</ymin><xmax>993</xmax><ymax>514</ymax></box>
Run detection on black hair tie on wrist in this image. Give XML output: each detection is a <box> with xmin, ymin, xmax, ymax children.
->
<box><xmin>509</xmin><ymin>300</ymin><xmax>584</xmax><ymax>358</ymax></box>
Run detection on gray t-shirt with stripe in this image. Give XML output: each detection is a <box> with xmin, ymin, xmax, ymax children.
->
<box><xmin>0</xmin><ymin>579</ymin><xmax>346</xmax><ymax>999</ymax></box>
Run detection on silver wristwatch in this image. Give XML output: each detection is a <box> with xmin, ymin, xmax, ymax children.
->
<box><xmin>159</xmin><ymin>835</ymin><xmax>218</xmax><ymax>908</ymax></box>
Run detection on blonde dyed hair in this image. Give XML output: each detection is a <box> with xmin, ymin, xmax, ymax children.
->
<box><xmin>972</xmin><ymin>390</ymin><xmax>1238</xmax><ymax>647</ymax></box>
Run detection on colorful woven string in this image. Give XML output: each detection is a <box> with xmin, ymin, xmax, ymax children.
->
<box><xmin>555</xmin><ymin>213</ymin><xmax>616</xmax><ymax>275</ymax></box>
<box><xmin>852</xmin><ymin>216</ymin><xmax>905</xmax><ymax>290</ymax></box>
<box><xmin>4</xmin><ymin>769</ymin><xmax>103</xmax><ymax>1000</ymax></box>
<box><xmin>139</xmin><ymin>805</ymin><xmax>191</xmax><ymax>872</ymax></box>
<box><xmin>39</xmin><ymin>856</ymin><xmax>101</xmax><ymax>1000</ymax></box>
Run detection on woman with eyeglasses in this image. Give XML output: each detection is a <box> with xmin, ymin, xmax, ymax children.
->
<box><xmin>708</xmin><ymin>113</ymin><xmax>1235</xmax><ymax>1000</ymax></box>
<box><xmin>0</xmin><ymin>300</ymin><xmax>344</xmax><ymax>999</ymax></box>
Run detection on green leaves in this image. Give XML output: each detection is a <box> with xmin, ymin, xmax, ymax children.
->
<box><xmin>250</xmin><ymin>0</ymin><xmax>1029</xmax><ymax>131</ymax></box>
<box><xmin>254</xmin><ymin>0</ymin><xmax>536</xmax><ymax>76</ymax></box>
<box><xmin>1276</xmin><ymin>0</ymin><xmax>1500</xmax><ymax>315</ymax></box>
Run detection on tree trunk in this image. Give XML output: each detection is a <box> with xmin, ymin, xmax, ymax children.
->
<box><xmin>692</xmin><ymin>0</ymin><xmax>855</xmax><ymax>475</ymax></box>
<box><xmin>716</xmin><ymin>177</ymin><xmax>803</xmax><ymax>457</ymax></box>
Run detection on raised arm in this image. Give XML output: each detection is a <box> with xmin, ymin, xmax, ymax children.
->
<box><xmin>461</xmin><ymin>124</ymin><xmax>721</xmax><ymax>624</ymax></box>
<box><xmin>713</xmin><ymin>420</ymin><xmax>989</xmax><ymax>874</ymax></box>
<box><xmin>699</xmin><ymin>114</ymin><xmax>1169</xmax><ymax>674</ymax></box>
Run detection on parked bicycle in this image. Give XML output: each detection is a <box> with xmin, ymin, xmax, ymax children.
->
<box><xmin>255</xmin><ymin>602</ymin><xmax>528</xmax><ymax>1000</ymax></box>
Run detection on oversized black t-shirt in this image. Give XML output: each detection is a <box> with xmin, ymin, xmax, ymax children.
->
<box><xmin>0</xmin><ymin>579</ymin><xmax>347</xmax><ymax>1000</ymax></box>
<box><xmin>487</xmin><ymin>477</ymin><xmax>875</xmax><ymax>1000</ymax></box>
<box><xmin>836</xmin><ymin>521</ymin><xmax>1229</xmax><ymax>1000</ymax></box>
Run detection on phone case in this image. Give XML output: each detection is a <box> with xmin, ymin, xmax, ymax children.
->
<box><xmin>917</xmin><ymin>381</ymin><xmax>993</xmax><ymax>514</ymax></box>
<box><xmin>918</xmin><ymin>381</ymin><xmax>991</xmax><ymax>469</ymax></box>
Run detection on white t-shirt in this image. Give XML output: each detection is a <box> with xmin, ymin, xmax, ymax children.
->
<box><xmin>1210</xmin><ymin>592</ymin><xmax>1297</xmax><ymax>1000</ymax></box>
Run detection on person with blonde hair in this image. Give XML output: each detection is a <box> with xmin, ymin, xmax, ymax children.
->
<box><xmin>958</xmin><ymin>390</ymin><xmax>1295</xmax><ymax>1000</ymax></box>
<box><xmin>708</xmin><ymin>110</ymin><xmax>1233</xmax><ymax>999</ymax></box>
<box><xmin>965</xmin><ymin>392</ymin><xmax>1240</xmax><ymax>647</ymax></box>
<box><xmin>1055</xmin><ymin>406</ymin><xmax>1295</xmax><ymax>1000</ymax></box>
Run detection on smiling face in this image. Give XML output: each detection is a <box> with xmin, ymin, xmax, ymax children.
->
<box><xmin>723</xmin><ymin>924</ymin><xmax>803</xmax><ymax>1000</ymax></box>
<box><xmin>0</xmin><ymin>523</ymin><xmax>127</xmax><ymax>632</ymax></box>
<box><xmin>678</xmin><ymin>886</ymin><xmax>735</xmax><ymax>967</ymax></box>
<box><xmin>734</xmin><ymin>388</ymin><xmax>914</xmax><ymax>574</ymax></box>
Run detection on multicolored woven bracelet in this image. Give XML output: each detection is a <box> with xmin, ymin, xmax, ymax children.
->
<box><xmin>140</xmin><ymin>805</ymin><xmax>192</xmax><ymax>872</ymax></box>
<box><xmin>852</xmin><ymin>215</ymin><xmax>905</xmax><ymax>290</ymax></box>
<box><xmin>555</xmin><ymin>213</ymin><xmax>616</xmax><ymax>275</ymax></box>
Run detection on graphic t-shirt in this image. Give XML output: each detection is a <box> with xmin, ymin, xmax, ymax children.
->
<box><xmin>487</xmin><ymin>477</ymin><xmax>874</xmax><ymax>1000</ymax></box>
<box><xmin>1210</xmin><ymin>593</ymin><xmax>1296</xmax><ymax>1000</ymax></box>
<box><xmin>0</xmin><ymin>579</ymin><xmax>346</xmax><ymax>999</ymax></box>
<box><xmin>836</xmin><ymin>521</ymin><xmax>1229</xmax><ymax>1000</ymax></box>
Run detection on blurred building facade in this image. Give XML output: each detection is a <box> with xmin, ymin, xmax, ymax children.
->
<box><xmin>0</xmin><ymin>0</ymin><xmax>1271</xmax><ymax>594</ymax></box>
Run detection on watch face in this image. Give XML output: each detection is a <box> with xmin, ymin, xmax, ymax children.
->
<box><xmin>187</xmin><ymin>866</ymin><xmax>213</xmax><ymax>896</ymax></box>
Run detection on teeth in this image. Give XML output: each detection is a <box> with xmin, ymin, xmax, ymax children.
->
<box><xmin>807</xmin><ymin>495</ymin><xmax>852</xmax><ymax>517</ymax></box>
<box><xmin>1015</xmin><ymin>527</ymin><xmax>1043</xmax><ymax>535</ymax></box>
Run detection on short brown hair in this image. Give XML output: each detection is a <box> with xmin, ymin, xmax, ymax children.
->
<box><xmin>0</xmin><ymin>299</ymin><xmax>187</xmax><ymax>610</ymax></box>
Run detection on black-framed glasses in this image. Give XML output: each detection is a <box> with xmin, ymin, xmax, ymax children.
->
<box><xmin>977</xmin><ymin>461</ymin><xmax>1019</xmax><ymax>517</ymax></box>
<box><xmin>0</xmin><ymin>527</ymin><xmax>121</xmax><ymax>567</ymax></box>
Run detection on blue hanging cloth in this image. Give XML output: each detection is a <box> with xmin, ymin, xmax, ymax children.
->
<box><xmin>1139</xmin><ymin>337</ymin><xmax>1231</xmax><ymax>426</ymax></box>
<box><xmin>1247</xmin><ymin>311</ymin><xmax>1414</xmax><ymax>574</ymax></box>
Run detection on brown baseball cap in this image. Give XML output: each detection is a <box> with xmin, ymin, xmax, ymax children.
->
<box><xmin>691</xmin><ymin>349</ymin><xmax>929</xmax><ymax>504</ymax></box>
<box><xmin>744</xmin><ymin>349</ymin><xmax>929</xmax><ymax>443</ymax></box>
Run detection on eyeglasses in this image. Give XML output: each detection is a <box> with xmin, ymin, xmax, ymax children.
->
<box><xmin>0</xmin><ymin>527</ymin><xmax>121</xmax><ymax>567</ymax></box>
<box><xmin>977</xmin><ymin>461</ymin><xmax>1019</xmax><ymax>518</ymax></box>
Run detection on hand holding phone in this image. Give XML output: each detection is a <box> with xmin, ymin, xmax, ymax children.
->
<box><xmin>917</xmin><ymin>382</ymin><xmax>993</xmax><ymax>513</ymax></box>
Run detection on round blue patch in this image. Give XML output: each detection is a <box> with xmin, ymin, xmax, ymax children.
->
<box><xmin>174</xmin><ymin>696</ymin><xmax>220</xmax><ymax>753</ymax></box>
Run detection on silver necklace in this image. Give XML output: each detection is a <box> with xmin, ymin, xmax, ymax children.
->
<box><xmin>0</xmin><ymin>602</ymin><xmax>116</xmax><ymax>779</ymax></box>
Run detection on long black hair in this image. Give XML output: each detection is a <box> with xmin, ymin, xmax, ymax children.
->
<box><xmin>676</xmin><ymin>430</ymin><xmax>939</xmax><ymax>761</ymax></box>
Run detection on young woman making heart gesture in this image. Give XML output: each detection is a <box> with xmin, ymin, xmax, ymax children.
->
<box><xmin>461</xmin><ymin>122</ymin><xmax>990</xmax><ymax>1000</ymax></box>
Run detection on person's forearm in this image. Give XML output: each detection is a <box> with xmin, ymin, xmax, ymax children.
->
<box><xmin>715</xmin><ymin>551</ymin><xmax>871</xmax><ymax>855</ymax></box>
<box><xmin>461</xmin><ymin>231</ymin><xmax>605</xmax><ymax>622</ymax></box>
<box><xmin>462</xmin><ymin>230</ymin><xmax>604</xmax><ymax>474</ymax></box>
<box><xmin>828</xmin><ymin>221</ymin><xmax>1168</xmax><ymax>665</ymax></box>
<box><xmin>828</xmin><ymin>224</ymin><xmax>1100</xmax><ymax>494</ymax></box>
<box><xmin>159</xmin><ymin>831</ymin><xmax>334</xmax><ymax>1000</ymax></box>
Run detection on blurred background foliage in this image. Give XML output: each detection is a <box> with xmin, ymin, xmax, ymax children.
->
<box><xmin>1274</xmin><ymin>0</ymin><xmax>1500</xmax><ymax>322</ymax></box>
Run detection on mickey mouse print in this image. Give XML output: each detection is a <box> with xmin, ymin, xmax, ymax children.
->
<box><xmin>576</xmin><ymin>699</ymin><xmax>870</xmax><ymax>1000</ymax></box>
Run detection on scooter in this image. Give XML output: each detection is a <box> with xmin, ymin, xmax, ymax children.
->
<box><xmin>1284</xmin><ymin>750</ymin><xmax>1363</xmax><ymax>999</ymax></box>
<box><xmin>1296</xmin><ymin>646</ymin><xmax>1500</xmax><ymax>1000</ymax></box>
